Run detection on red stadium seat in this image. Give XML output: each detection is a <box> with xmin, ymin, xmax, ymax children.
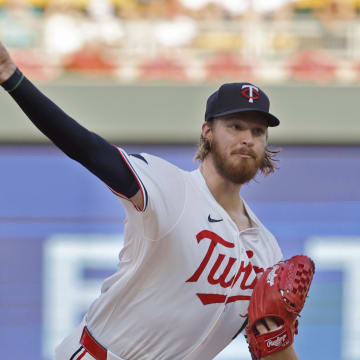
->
<box><xmin>287</xmin><ymin>49</ymin><xmax>338</xmax><ymax>83</ymax></box>
<box><xmin>64</xmin><ymin>45</ymin><xmax>117</xmax><ymax>76</ymax></box>
<box><xmin>138</xmin><ymin>55</ymin><xmax>187</xmax><ymax>81</ymax></box>
<box><xmin>351</xmin><ymin>59</ymin><xmax>360</xmax><ymax>82</ymax></box>
<box><xmin>205</xmin><ymin>52</ymin><xmax>255</xmax><ymax>82</ymax></box>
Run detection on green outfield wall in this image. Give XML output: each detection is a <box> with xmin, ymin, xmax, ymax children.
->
<box><xmin>1</xmin><ymin>81</ymin><xmax>359</xmax><ymax>144</ymax></box>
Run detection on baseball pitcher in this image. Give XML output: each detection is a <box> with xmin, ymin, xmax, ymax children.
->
<box><xmin>0</xmin><ymin>41</ymin><xmax>314</xmax><ymax>360</ymax></box>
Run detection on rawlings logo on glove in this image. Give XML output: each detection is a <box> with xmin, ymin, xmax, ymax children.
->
<box><xmin>266</xmin><ymin>331</ymin><xmax>289</xmax><ymax>350</ymax></box>
<box><xmin>246</xmin><ymin>255</ymin><xmax>315</xmax><ymax>359</ymax></box>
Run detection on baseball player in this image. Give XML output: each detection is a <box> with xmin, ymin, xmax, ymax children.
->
<box><xmin>0</xmin><ymin>41</ymin><xmax>309</xmax><ymax>360</ymax></box>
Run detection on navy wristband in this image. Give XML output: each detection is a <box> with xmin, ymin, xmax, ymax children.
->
<box><xmin>1</xmin><ymin>68</ymin><xmax>24</xmax><ymax>92</ymax></box>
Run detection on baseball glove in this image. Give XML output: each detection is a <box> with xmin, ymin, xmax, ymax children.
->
<box><xmin>246</xmin><ymin>255</ymin><xmax>315</xmax><ymax>359</ymax></box>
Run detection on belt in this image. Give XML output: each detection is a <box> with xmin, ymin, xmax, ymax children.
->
<box><xmin>80</xmin><ymin>326</ymin><xmax>107</xmax><ymax>360</ymax></box>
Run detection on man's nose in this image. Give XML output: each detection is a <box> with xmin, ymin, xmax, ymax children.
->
<box><xmin>239</xmin><ymin>129</ymin><xmax>254</xmax><ymax>146</ymax></box>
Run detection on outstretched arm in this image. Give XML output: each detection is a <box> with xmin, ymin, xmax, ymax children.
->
<box><xmin>0</xmin><ymin>41</ymin><xmax>142</xmax><ymax>207</ymax></box>
<box><xmin>0</xmin><ymin>45</ymin><xmax>16</xmax><ymax>83</ymax></box>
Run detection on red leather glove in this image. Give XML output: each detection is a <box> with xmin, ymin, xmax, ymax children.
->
<box><xmin>246</xmin><ymin>255</ymin><xmax>315</xmax><ymax>359</ymax></box>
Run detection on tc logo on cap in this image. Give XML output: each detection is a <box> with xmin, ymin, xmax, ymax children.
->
<box><xmin>241</xmin><ymin>84</ymin><xmax>259</xmax><ymax>104</ymax></box>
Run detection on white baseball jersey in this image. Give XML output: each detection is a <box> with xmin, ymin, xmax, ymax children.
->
<box><xmin>62</xmin><ymin>148</ymin><xmax>283</xmax><ymax>360</ymax></box>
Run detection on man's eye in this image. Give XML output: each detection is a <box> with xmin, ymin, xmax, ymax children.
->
<box><xmin>253</xmin><ymin>128</ymin><xmax>264</xmax><ymax>136</ymax></box>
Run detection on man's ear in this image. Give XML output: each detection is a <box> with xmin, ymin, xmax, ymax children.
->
<box><xmin>201</xmin><ymin>121</ymin><xmax>213</xmax><ymax>141</ymax></box>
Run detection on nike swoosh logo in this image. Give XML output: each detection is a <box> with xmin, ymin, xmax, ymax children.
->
<box><xmin>208</xmin><ymin>214</ymin><xmax>223</xmax><ymax>223</ymax></box>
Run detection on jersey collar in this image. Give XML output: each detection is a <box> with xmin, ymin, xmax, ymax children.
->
<box><xmin>191</xmin><ymin>168</ymin><xmax>260</xmax><ymax>232</ymax></box>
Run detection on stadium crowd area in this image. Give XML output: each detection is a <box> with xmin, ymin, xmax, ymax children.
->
<box><xmin>1</xmin><ymin>0</ymin><xmax>360</xmax><ymax>82</ymax></box>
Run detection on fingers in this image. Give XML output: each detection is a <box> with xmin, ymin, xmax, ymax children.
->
<box><xmin>0</xmin><ymin>41</ymin><xmax>16</xmax><ymax>83</ymax></box>
<box><xmin>255</xmin><ymin>317</ymin><xmax>282</xmax><ymax>335</ymax></box>
<box><xmin>264</xmin><ymin>317</ymin><xmax>279</xmax><ymax>330</ymax></box>
<box><xmin>255</xmin><ymin>320</ymin><xmax>268</xmax><ymax>335</ymax></box>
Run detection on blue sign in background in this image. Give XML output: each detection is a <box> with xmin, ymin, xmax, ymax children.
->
<box><xmin>1</xmin><ymin>144</ymin><xmax>359</xmax><ymax>359</ymax></box>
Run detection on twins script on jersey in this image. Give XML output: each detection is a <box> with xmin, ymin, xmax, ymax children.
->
<box><xmin>84</xmin><ymin>149</ymin><xmax>283</xmax><ymax>360</ymax></box>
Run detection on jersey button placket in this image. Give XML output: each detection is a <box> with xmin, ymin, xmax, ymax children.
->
<box><xmin>222</xmin><ymin>231</ymin><xmax>242</xmax><ymax>309</ymax></box>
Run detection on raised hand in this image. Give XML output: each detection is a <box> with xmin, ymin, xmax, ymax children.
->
<box><xmin>0</xmin><ymin>41</ymin><xmax>17</xmax><ymax>84</ymax></box>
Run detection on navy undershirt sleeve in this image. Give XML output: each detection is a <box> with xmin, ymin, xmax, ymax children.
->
<box><xmin>1</xmin><ymin>69</ymin><xmax>140</xmax><ymax>198</ymax></box>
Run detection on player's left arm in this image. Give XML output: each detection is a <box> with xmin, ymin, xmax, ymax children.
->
<box><xmin>246</xmin><ymin>256</ymin><xmax>315</xmax><ymax>360</ymax></box>
<box><xmin>261</xmin><ymin>346</ymin><xmax>298</xmax><ymax>360</ymax></box>
<box><xmin>256</xmin><ymin>319</ymin><xmax>299</xmax><ymax>360</ymax></box>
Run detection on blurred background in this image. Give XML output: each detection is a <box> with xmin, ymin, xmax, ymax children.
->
<box><xmin>0</xmin><ymin>0</ymin><xmax>360</xmax><ymax>359</ymax></box>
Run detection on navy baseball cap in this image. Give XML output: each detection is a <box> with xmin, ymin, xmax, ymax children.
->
<box><xmin>205</xmin><ymin>83</ymin><xmax>280</xmax><ymax>127</ymax></box>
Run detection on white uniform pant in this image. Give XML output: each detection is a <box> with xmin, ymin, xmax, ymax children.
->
<box><xmin>55</xmin><ymin>318</ymin><xmax>125</xmax><ymax>360</ymax></box>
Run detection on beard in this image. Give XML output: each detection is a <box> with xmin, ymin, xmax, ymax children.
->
<box><xmin>210</xmin><ymin>137</ymin><xmax>265</xmax><ymax>185</ymax></box>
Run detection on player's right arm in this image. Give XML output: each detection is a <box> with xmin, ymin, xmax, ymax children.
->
<box><xmin>0</xmin><ymin>41</ymin><xmax>143</xmax><ymax>209</ymax></box>
<box><xmin>0</xmin><ymin>44</ymin><xmax>16</xmax><ymax>84</ymax></box>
